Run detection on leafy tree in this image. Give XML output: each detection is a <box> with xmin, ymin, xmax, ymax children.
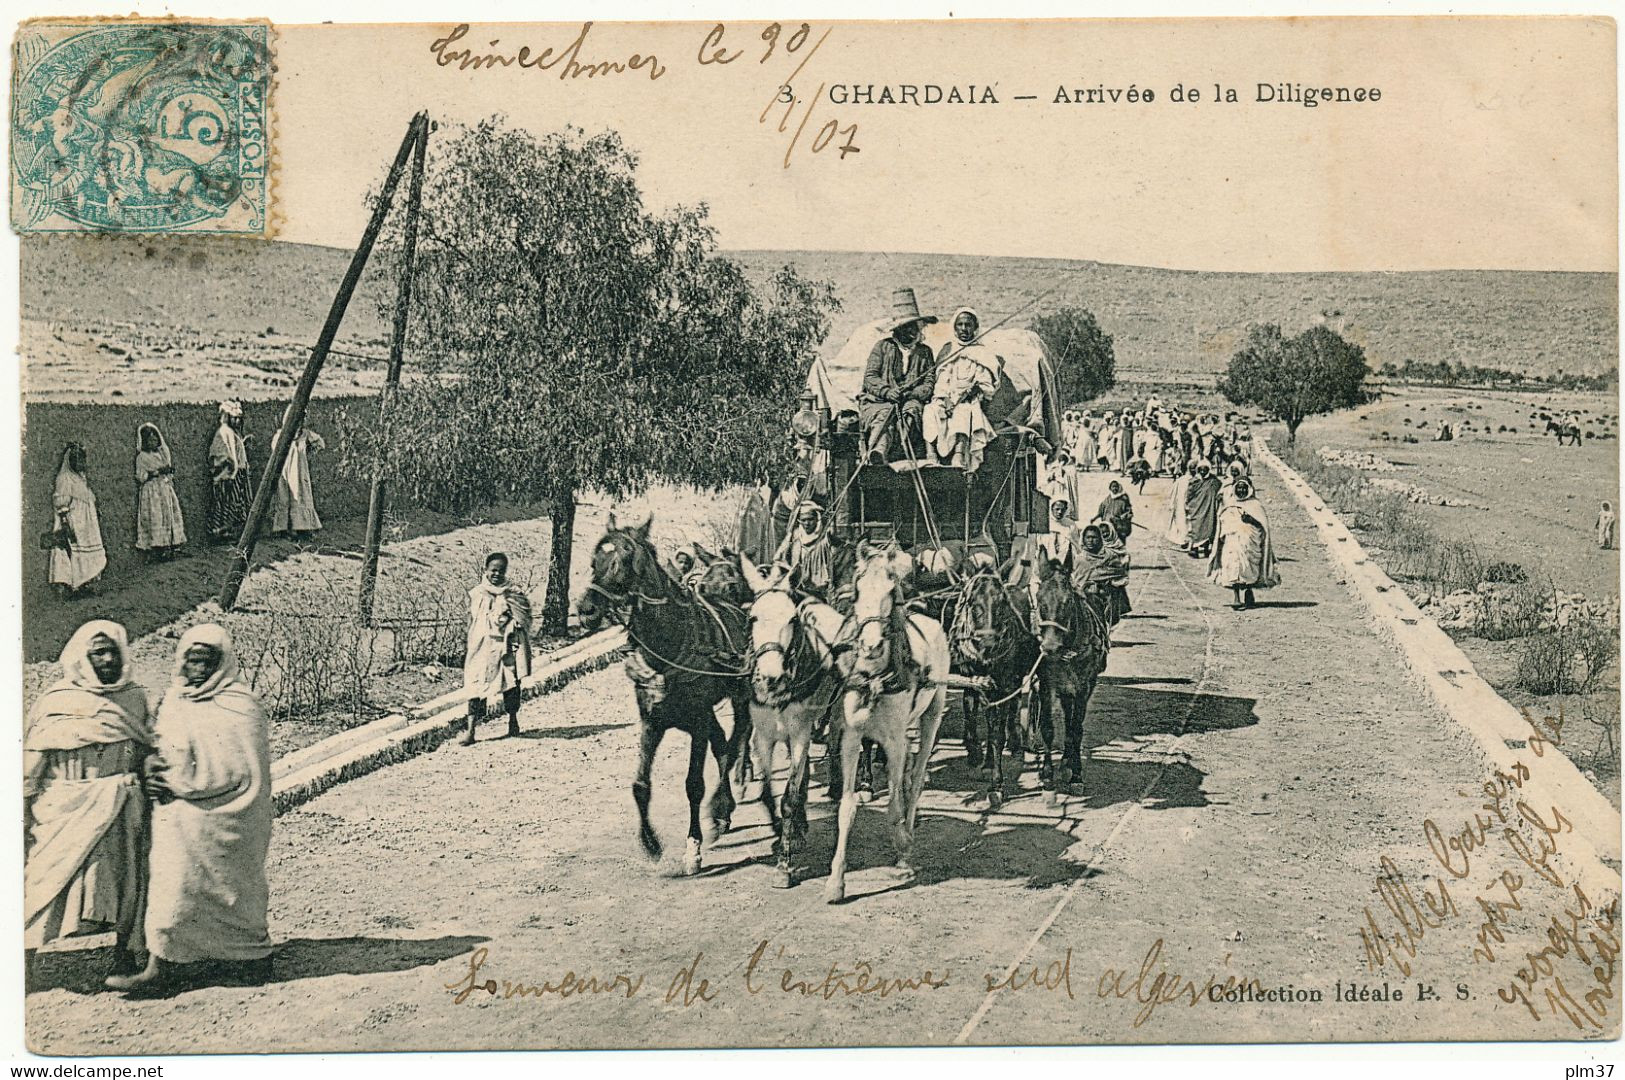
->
<box><xmin>340</xmin><ymin>119</ymin><xmax>840</xmax><ymax>632</ymax></box>
<box><xmin>1219</xmin><ymin>322</ymin><xmax>1369</xmax><ymax>444</ymax></box>
<box><xmin>1032</xmin><ymin>307</ymin><xmax>1115</xmax><ymax>405</ymax></box>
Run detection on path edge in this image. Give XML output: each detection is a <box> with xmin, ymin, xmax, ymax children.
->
<box><xmin>1256</xmin><ymin>437</ymin><xmax>1621</xmax><ymax>889</ymax></box>
<box><xmin>270</xmin><ymin>628</ymin><xmax>628</xmax><ymax>815</ymax></box>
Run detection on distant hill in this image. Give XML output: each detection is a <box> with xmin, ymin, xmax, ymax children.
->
<box><xmin>22</xmin><ymin>239</ymin><xmax>1617</xmax><ymax>390</ymax></box>
<box><xmin>729</xmin><ymin>251</ymin><xmax>1618</xmax><ymax>380</ymax></box>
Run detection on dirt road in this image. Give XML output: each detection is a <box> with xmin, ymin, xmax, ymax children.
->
<box><xmin>26</xmin><ymin>474</ymin><xmax>1620</xmax><ymax>1052</ymax></box>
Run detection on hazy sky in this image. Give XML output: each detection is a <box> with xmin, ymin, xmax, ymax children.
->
<box><xmin>272</xmin><ymin>17</ymin><xmax>1616</xmax><ymax>271</ymax></box>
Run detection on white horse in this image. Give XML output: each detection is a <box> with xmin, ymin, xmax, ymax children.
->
<box><xmin>739</xmin><ymin>556</ymin><xmax>849</xmax><ymax>889</ymax></box>
<box><xmin>825</xmin><ymin>542</ymin><xmax>951</xmax><ymax>904</ymax></box>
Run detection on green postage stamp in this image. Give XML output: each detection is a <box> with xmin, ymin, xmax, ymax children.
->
<box><xmin>10</xmin><ymin>20</ymin><xmax>272</xmax><ymax>235</ymax></box>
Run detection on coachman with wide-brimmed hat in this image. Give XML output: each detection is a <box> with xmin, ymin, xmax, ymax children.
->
<box><xmin>857</xmin><ymin>287</ymin><xmax>938</xmax><ymax>464</ymax></box>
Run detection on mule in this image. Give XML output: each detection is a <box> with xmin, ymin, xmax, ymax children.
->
<box><xmin>1030</xmin><ymin>556</ymin><xmax>1111</xmax><ymax>806</ymax></box>
<box><xmin>1546</xmin><ymin>420</ymin><xmax>1584</xmax><ymax>447</ymax></box>
<box><xmin>739</xmin><ymin>556</ymin><xmax>848</xmax><ymax>888</ymax></box>
<box><xmin>947</xmin><ymin>569</ymin><xmax>1040</xmax><ymax>808</ymax></box>
<box><xmin>576</xmin><ymin>515</ymin><xmax>751</xmax><ymax>875</ymax></box>
<box><xmin>825</xmin><ymin>542</ymin><xmax>950</xmax><ymax>904</ymax></box>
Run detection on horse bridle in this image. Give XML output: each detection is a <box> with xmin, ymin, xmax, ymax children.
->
<box><xmin>587</xmin><ymin>540</ymin><xmax>752</xmax><ymax>680</ymax></box>
<box><xmin>583</xmin><ymin>579</ymin><xmax>670</xmax><ymax>622</ymax></box>
<box><xmin>585</xmin><ymin>537</ymin><xmax>674</xmax><ymax>620</ymax></box>
<box><xmin>1032</xmin><ymin>580</ymin><xmax>1079</xmax><ymax>645</ymax></box>
<box><xmin>950</xmin><ymin>570</ymin><xmax>1022</xmax><ymax>665</ymax></box>
<box><xmin>749</xmin><ymin>596</ymin><xmax>836</xmax><ymax>696</ymax></box>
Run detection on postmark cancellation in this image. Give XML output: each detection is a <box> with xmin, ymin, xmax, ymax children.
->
<box><xmin>10</xmin><ymin>19</ymin><xmax>272</xmax><ymax>236</ymax></box>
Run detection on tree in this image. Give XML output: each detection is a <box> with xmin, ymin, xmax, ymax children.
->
<box><xmin>1032</xmin><ymin>307</ymin><xmax>1115</xmax><ymax>405</ymax></box>
<box><xmin>339</xmin><ymin>119</ymin><xmax>841</xmax><ymax>633</ymax></box>
<box><xmin>1218</xmin><ymin>322</ymin><xmax>1369</xmax><ymax>444</ymax></box>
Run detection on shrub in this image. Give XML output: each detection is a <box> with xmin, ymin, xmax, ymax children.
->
<box><xmin>229</xmin><ymin>569</ymin><xmax>384</xmax><ymax>725</ymax></box>
<box><xmin>1514</xmin><ymin>631</ymin><xmax>1577</xmax><ymax>694</ymax></box>
<box><xmin>1474</xmin><ymin>578</ymin><xmax>1550</xmax><ymax>641</ymax></box>
<box><xmin>1581</xmin><ymin>694</ymin><xmax>1620</xmax><ymax>777</ymax></box>
<box><xmin>1484</xmin><ymin>561</ymin><xmax>1528</xmax><ymax>584</ymax></box>
<box><xmin>1511</xmin><ymin>609</ymin><xmax>1618</xmax><ymax>694</ymax></box>
<box><xmin>1572</xmin><ymin>614</ymin><xmax>1619</xmax><ymax>693</ymax></box>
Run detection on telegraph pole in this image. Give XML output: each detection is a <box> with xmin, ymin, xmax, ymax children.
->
<box><xmin>358</xmin><ymin>113</ymin><xmax>430</xmax><ymax>625</ymax></box>
<box><xmin>218</xmin><ymin>111</ymin><xmax>429</xmax><ymax>611</ymax></box>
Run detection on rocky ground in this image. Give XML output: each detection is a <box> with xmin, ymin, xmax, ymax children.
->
<box><xmin>24</xmin><ymin>474</ymin><xmax>1621</xmax><ymax>1053</ymax></box>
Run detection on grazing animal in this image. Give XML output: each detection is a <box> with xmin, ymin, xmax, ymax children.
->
<box><xmin>1546</xmin><ymin>419</ymin><xmax>1584</xmax><ymax>447</ymax></box>
<box><xmin>1031</xmin><ymin>556</ymin><xmax>1111</xmax><ymax>805</ymax></box>
<box><xmin>576</xmin><ymin>515</ymin><xmax>751</xmax><ymax>875</ymax></box>
<box><xmin>739</xmin><ymin>556</ymin><xmax>848</xmax><ymax>888</ymax></box>
<box><xmin>947</xmin><ymin>568</ymin><xmax>1039</xmax><ymax>808</ymax></box>
<box><xmin>825</xmin><ymin>542</ymin><xmax>950</xmax><ymax>904</ymax></box>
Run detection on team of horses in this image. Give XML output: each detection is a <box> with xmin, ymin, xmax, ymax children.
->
<box><xmin>576</xmin><ymin>513</ymin><xmax>1113</xmax><ymax>900</ymax></box>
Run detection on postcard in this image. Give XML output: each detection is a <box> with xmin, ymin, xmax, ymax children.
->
<box><xmin>10</xmin><ymin>11</ymin><xmax>1620</xmax><ymax>1057</ymax></box>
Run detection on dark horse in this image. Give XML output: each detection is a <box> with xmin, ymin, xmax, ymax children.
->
<box><xmin>576</xmin><ymin>515</ymin><xmax>752</xmax><ymax>875</ymax></box>
<box><xmin>1030</xmin><ymin>556</ymin><xmax>1111</xmax><ymax>805</ymax></box>
<box><xmin>947</xmin><ymin>569</ymin><xmax>1039</xmax><ymax>808</ymax></box>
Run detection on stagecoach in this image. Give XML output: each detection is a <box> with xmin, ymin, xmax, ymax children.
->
<box><xmin>797</xmin><ymin>317</ymin><xmax>1066</xmax><ymax>566</ymax></box>
<box><xmin>791</xmin><ymin>317</ymin><xmax>1069</xmax><ymax>769</ymax></box>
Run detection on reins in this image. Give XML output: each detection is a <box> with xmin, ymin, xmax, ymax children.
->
<box><xmin>980</xmin><ymin>651</ymin><xmax>1043</xmax><ymax>708</ymax></box>
<box><xmin>590</xmin><ymin>543</ymin><xmax>752</xmax><ymax>681</ymax></box>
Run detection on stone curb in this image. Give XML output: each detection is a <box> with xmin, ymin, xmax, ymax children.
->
<box><xmin>1256</xmin><ymin>437</ymin><xmax>1621</xmax><ymax>889</ymax></box>
<box><xmin>270</xmin><ymin>628</ymin><xmax>628</xmax><ymax>815</ymax></box>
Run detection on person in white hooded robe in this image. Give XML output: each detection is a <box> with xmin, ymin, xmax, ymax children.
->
<box><xmin>25</xmin><ymin>621</ymin><xmax>153</xmax><ymax>984</ymax></box>
<box><xmin>924</xmin><ymin>308</ymin><xmax>1002</xmax><ymax>472</ymax></box>
<box><xmin>268</xmin><ymin>406</ymin><xmax>326</xmax><ymax>538</ymax></box>
<box><xmin>1165</xmin><ymin>459</ymin><xmax>1195</xmax><ymax>548</ymax></box>
<box><xmin>134</xmin><ymin>423</ymin><xmax>187</xmax><ymax>559</ymax></box>
<box><xmin>48</xmin><ymin>443</ymin><xmax>106</xmax><ymax>598</ymax></box>
<box><xmin>462</xmin><ymin>552</ymin><xmax>534</xmax><ymax>744</ymax></box>
<box><xmin>1208</xmin><ymin>477</ymin><xmax>1281</xmax><ymax>609</ymax></box>
<box><xmin>109</xmin><ymin>624</ymin><xmax>274</xmax><ymax>997</ymax></box>
<box><xmin>1070</xmin><ymin>413</ymin><xmax>1099</xmax><ymax>471</ymax></box>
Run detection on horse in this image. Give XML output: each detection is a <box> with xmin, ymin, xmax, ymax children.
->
<box><xmin>687</xmin><ymin>545</ymin><xmax>753</xmax><ymax>608</ymax></box>
<box><xmin>1546</xmin><ymin>419</ymin><xmax>1584</xmax><ymax>447</ymax></box>
<box><xmin>576</xmin><ymin>514</ymin><xmax>751</xmax><ymax>876</ymax></box>
<box><xmin>824</xmin><ymin>541</ymin><xmax>950</xmax><ymax>904</ymax></box>
<box><xmin>947</xmin><ymin>568</ymin><xmax>1040</xmax><ymax>808</ymax></box>
<box><xmin>1030</xmin><ymin>555</ymin><xmax>1111</xmax><ymax>806</ymax></box>
<box><xmin>738</xmin><ymin>556</ymin><xmax>848</xmax><ymax>888</ymax></box>
<box><xmin>685</xmin><ymin>547</ymin><xmax>756</xmax><ymax>790</ymax></box>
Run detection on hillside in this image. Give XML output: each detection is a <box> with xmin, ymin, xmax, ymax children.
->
<box><xmin>20</xmin><ymin>239</ymin><xmax>1617</xmax><ymax>398</ymax></box>
<box><xmin>730</xmin><ymin>251</ymin><xmax>1617</xmax><ymax>380</ymax></box>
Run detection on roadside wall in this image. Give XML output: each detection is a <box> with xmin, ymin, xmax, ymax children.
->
<box><xmin>1256</xmin><ymin>436</ymin><xmax>1621</xmax><ymax>892</ymax></box>
<box><xmin>21</xmin><ymin>395</ymin><xmax>375</xmax><ymax>586</ymax></box>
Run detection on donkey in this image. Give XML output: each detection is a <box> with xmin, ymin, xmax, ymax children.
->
<box><xmin>1546</xmin><ymin>419</ymin><xmax>1584</xmax><ymax>447</ymax></box>
<box><xmin>947</xmin><ymin>568</ymin><xmax>1040</xmax><ymax>808</ymax></box>
<box><xmin>739</xmin><ymin>556</ymin><xmax>848</xmax><ymax>888</ymax></box>
<box><xmin>576</xmin><ymin>515</ymin><xmax>751</xmax><ymax>875</ymax></box>
<box><xmin>1030</xmin><ymin>555</ymin><xmax>1111</xmax><ymax>806</ymax></box>
<box><xmin>825</xmin><ymin>542</ymin><xmax>951</xmax><ymax>903</ymax></box>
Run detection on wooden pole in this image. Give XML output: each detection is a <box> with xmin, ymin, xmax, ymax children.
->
<box><xmin>358</xmin><ymin>112</ymin><xmax>430</xmax><ymax>626</ymax></box>
<box><xmin>217</xmin><ymin>114</ymin><xmax>427</xmax><ymax>611</ymax></box>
